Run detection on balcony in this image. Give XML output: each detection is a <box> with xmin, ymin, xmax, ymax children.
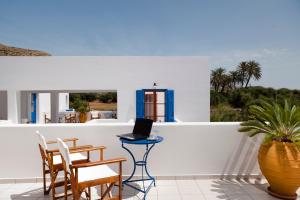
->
<box><xmin>0</xmin><ymin>122</ymin><xmax>282</xmax><ymax>199</ymax></box>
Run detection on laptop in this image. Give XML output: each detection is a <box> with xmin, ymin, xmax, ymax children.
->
<box><xmin>117</xmin><ymin>118</ymin><xmax>153</xmax><ymax>140</ymax></box>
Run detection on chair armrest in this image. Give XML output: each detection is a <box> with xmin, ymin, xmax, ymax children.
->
<box><xmin>68</xmin><ymin>146</ymin><xmax>106</xmax><ymax>154</ymax></box>
<box><xmin>47</xmin><ymin>138</ymin><xmax>79</xmax><ymax>144</ymax></box>
<box><xmin>73</xmin><ymin>158</ymin><xmax>126</xmax><ymax>168</ymax></box>
<box><xmin>69</xmin><ymin>146</ymin><xmax>106</xmax><ymax>161</ymax></box>
<box><xmin>46</xmin><ymin>145</ymin><xmax>93</xmax><ymax>154</ymax></box>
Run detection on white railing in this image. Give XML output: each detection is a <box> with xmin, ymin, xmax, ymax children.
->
<box><xmin>0</xmin><ymin>122</ymin><xmax>261</xmax><ymax>181</ymax></box>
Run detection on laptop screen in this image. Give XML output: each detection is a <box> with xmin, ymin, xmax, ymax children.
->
<box><xmin>132</xmin><ymin>118</ymin><xmax>153</xmax><ymax>136</ymax></box>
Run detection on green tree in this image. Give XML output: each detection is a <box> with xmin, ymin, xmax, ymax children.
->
<box><xmin>229</xmin><ymin>70</ymin><xmax>241</xmax><ymax>89</ymax></box>
<box><xmin>244</xmin><ymin>60</ymin><xmax>262</xmax><ymax>88</ymax></box>
<box><xmin>237</xmin><ymin>61</ymin><xmax>248</xmax><ymax>87</ymax></box>
<box><xmin>211</xmin><ymin>67</ymin><xmax>226</xmax><ymax>92</ymax></box>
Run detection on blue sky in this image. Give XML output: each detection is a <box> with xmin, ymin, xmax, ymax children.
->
<box><xmin>1</xmin><ymin>0</ymin><xmax>300</xmax><ymax>89</ymax></box>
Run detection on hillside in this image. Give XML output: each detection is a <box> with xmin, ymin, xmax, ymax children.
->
<box><xmin>0</xmin><ymin>43</ymin><xmax>51</xmax><ymax>56</ymax></box>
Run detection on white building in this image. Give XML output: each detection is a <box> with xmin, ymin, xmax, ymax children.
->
<box><xmin>0</xmin><ymin>56</ymin><xmax>210</xmax><ymax>123</ymax></box>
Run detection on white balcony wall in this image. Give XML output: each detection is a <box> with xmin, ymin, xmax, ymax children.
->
<box><xmin>0</xmin><ymin>56</ymin><xmax>209</xmax><ymax>123</ymax></box>
<box><xmin>0</xmin><ymin>123</ymin><xmax>261</xmax><ymax>180</ymax></box>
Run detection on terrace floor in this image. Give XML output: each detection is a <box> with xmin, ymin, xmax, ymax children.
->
<box><xmin>0</xmin><ymin>178</ymin><xmax>292</xmax><ymax>200</ymax></box>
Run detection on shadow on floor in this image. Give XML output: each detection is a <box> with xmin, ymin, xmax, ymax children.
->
<box><xmin>94</xmin><ymin>183</ymin><xmax>143</xmax><ymax>199</ymax></box>
<box><xmin>210</xmin><ymin>178</ymin><xmax>269</xmax><ymax>200</ymax></box>
<box><xmin>10</xmin><ymin>187</ymin><xmax>45</xmax><ymax>199</ymax></box>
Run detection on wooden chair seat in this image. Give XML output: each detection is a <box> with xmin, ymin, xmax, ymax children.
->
<box><xmin>77</xmin><ymin>165</ymin><xmax>118</xmax><ymax>184</ymax></box>
<box><xmin>53</xmin><ymin>153</ymin><xmax>87</xmax><ymax>165</ymax></box>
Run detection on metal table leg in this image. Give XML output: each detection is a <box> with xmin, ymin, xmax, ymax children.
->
<box><xmin>122</xmin><ymin>142</ymin><xmax>156</xmax><ymax>199</ymax></box>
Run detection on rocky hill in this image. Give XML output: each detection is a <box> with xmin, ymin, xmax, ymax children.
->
<box><xmin>0</xmin><ymin>43</ymin><xmax>51</xmax><ymax>56</ymax></box>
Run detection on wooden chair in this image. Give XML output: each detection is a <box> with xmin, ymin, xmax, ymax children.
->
<box><xmin>36</xmin><ymin>131</ymin><xmax>92</xmax><ymax>199</ymax></box>
<box><xmin>57</xmin><ymin>138</ymin><xmax>126</xmax><ymax>200</ymax></box>
<box><xmin>44</xmin><ymin>113</ymin><xmax>51</xmax><ymax>124</ymax></box>
<box><xmin>65</xmin><ymin>113</ymin><xmax>76</xmax><ymax>123</ymax></box>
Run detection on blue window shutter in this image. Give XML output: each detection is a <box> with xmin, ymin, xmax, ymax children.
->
<box><xmin>136</xmin><ymin>90</ymin><xmax>144</xmax><ymax>118</ymax></box>
<box><xmin>165</xmin><ymin>90</ymin><xmax>174</xmax><ymax>122</ymax></box>
<box><xmin>31</xmin><ymin>93</ymin><xmax>37</xmax><ymax>123</ymax></box>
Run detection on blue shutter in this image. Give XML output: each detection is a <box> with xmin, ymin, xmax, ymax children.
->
<box><xmin>31</xmin><ymin>93</ymin><xmax>37</xmax><ymax>123</ymax></box>
<box><xmin>136</xmin><ymin>90</ymin><xmax>144</xmax><ymax>118</ymax></box>
<box><xmin>165</xmin><ymin>90</ymin><xmax>174</xmax><ymax>122</ymax></box>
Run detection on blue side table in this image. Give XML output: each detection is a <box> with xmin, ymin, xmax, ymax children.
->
<box><xmin>120</xmin><ymin>136</ymin><xmax>164</xmax><ymax>200</ymax></box>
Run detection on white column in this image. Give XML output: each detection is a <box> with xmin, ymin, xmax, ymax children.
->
<box><xmin>7</xmin><ymin>90</ymin><xmax>20</xmax><ymax>124</ymax></box>
<box><xmin>0</xmin><ymin>91</ymin><xmax>8</xmax><ymax>120</ymax></box>
<box><xmin>51</xmin><ymin>92</ymin><xmax>59</xmax><ymax>123</ymax></box>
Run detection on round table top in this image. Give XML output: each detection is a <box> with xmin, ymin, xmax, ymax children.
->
<box><xmin>120</xmin><ymin>135</ymin><xmax>164</xmax><ymax>145</ymax></box>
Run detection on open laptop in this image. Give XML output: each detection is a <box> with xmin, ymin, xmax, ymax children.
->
<box><xmin>117</xmin><ymin>118</ymin><xmax>153</xmax><ymax>141</ymax></box>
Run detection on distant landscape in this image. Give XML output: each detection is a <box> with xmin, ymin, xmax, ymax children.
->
<box><xmin>0</xmin><ymin>43</ymin><xmax>50</xmax><ymax>56</ymax></box>
<box><xmin>211</xmin><ymin>61</ymin><xmax>300</xmax><ymax>122</ymax></box>
<box><xmin>69</xmin><ymin>92</ymin><xmax>117</xmax><ymax>111</ymax></box>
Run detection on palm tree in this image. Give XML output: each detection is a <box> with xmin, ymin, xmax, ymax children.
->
<box><xmin>237</xmin><ymin>62</ymin><xmax>248</xmax><ymax>87</ymax></box>
<box><xmin>229</xmin><ymin>70</ymin><xmax>241</xmax><ymax>89</ymax></box>
<box><xmin>220</xmin><ymin>74</ymin><xmax>232</xmax><ymax>93</ymax></box>
<box><xmin>245</xmin><ymin>60</ymin><xmax>262</xmax><ymax>88</ymax></box>
<box><xmin>211</xmin><ymin>67</ymin><xmax>226</xmax><ymax>92</ymax></box>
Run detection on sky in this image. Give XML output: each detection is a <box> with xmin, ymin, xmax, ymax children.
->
<box><xmin>0</xmin><ymin>0</ymin><xmax>300</xmax><ymax>89</ymax></box>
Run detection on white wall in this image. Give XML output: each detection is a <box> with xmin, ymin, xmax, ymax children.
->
<box><xmin>0</xmin><ymin>123</ymin><xmax>261</xmax><ymax>180</ymax></box>
<box><xmin>0</xmin><ymin>56</ymin><xmax>209</xmax><ymax>123</ymax></box>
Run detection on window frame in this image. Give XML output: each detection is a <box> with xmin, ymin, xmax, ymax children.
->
<box><xmin>143</xmin><ymin>89</ymin><xmax>167</xmax><ymax>122</ymax></box>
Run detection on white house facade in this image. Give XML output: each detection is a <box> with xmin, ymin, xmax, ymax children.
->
<box><xmin>0</xmin><ymin>56</ymin><xmax>210</xmax><ymax>123</ymax></box>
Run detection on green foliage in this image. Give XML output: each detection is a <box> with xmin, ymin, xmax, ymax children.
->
<box><xmin>238</xmin><ymin>99</ymin><xmax>300</xmax><ymax>144</ymax></box>
<box><xmin>210</xmin><ymin>60</ymin><xmax>300</xmax><ymax>122</ymax></box>
<box><xmin>211</xmin><ymin>104</ymin><xmax>246</xmax><ymax>122</ymax></box>
<box><xmin>210</xmin><ymin>87</ymin><xmax>300</xmax><ymax>122</ymax></box>
<box><xmin>98</xmin><ymin>92</ymin><xmax>117</xmax><ymax>103</ymax></box>
<box><xmin>71</xmin><ymin>98</ymin><xmax>90</xmax><ymax>114</ymax></box>
<box><xmin>70</xmin><ymin>92</ymin><xmax>117</xmax><ymax>104</ymax></box>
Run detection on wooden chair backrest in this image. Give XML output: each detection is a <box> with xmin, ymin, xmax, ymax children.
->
<box><xmin>36</xmin><ymin>131</ymin><xmax>49</xmax><ymax>161</ymax></box>
<box><xmin>57</xmin><ymin>138</ymin><xmax>79</xmax><ymax>194</ymax></box>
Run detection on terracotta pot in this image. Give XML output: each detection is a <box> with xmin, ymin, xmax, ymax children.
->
<box><xmin>79</xmin><ymin>113</ymin><xmax>87</xmax><ymax>123</ymax></box>
<box><xmin>258</xmin><ymin>141</ymin><xmax>300</xmax><ymax>199</ymax></box>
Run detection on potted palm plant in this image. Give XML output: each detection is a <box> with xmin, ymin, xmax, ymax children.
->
<box><xmin>72</xmin><ymin>98</ymin><xmax>90</xmax><ymax>123</ymax></box>
<box><xmin>239</xmin><ymin>100</ymin><xmax>300</xmax><ymax>200</ymax></box>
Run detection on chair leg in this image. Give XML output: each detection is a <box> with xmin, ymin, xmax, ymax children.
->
<box><xmin>50</xmin><ymin>170</ymin><xmax>58</xmax><ymax>200</ymax></box>
<box><xmin>119</xmin><ymin>162</ymin><xmax>122</xmax><ymax>200</ymax></box>
<box><xmin>64</xmin><ymin>172</ymin><xmax>68</xmax><ymax>200</ymax></box>
<box><xmin>119</xmin><ymin>176</ymin><xmax>122</xmax><ymax>200</ymax></box>
<box><xmin>101</xmin><ymin>184</ymin><xmax>104</xmax><ymax>197</ymax></box>
<box><xmin>101</xmin><ymin>183</ymin><xmax>114</xmax><ymax>200</ymax></box>
<box><xmin>43</xmin><ymin>162</ymin><xmax>47</xmax><ymax>195</ymax></box>
<box><xmin>107</xmin><ymin>183</ymin><xmax>112</xmax><ymax>198</ymax></box>
<box><xmin>75</xmin><ymin>191</ymin><xmax>82</xmax><ymax>200</ymax></box>
<box><xmin>88</xmin><ymin>187</ymin><xmax>91</xmax><ymax>200</ymax></box>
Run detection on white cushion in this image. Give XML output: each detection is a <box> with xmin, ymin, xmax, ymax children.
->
<box><xmin>77</xmin><ymin>165</ymin><xmax>118</xmax><ymax>183</ymax></box>
<box><xmin>52</xmin><ymin>152</ymin><xmax>87</xmax><ymax>165</ymax></box>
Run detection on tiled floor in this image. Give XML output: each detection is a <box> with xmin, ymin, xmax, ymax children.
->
<box><xmin>0</xmin><ymin>178</ymin><xmax>295</xmax><ymax>200</ymax></box>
